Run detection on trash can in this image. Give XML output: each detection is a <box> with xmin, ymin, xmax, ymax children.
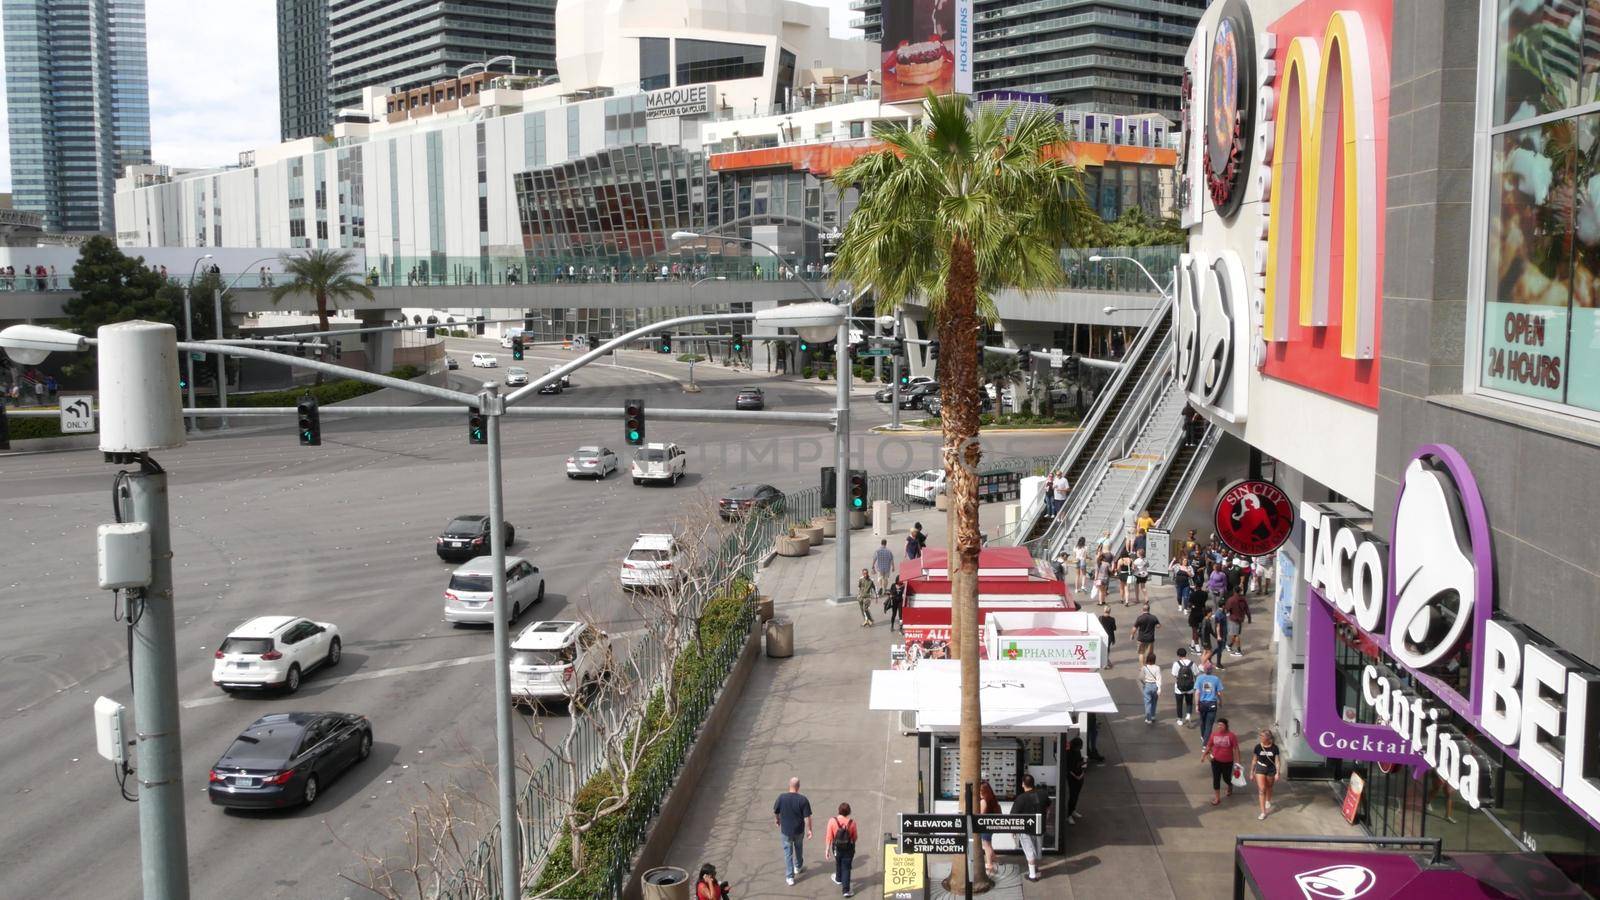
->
<box><xmin>766</xmin><ymin>616</ymin><xmax>795</xmax><ymax>658</ymax></box>
<box><xmin>757</xmin><ymin>594</ymin><xmax>775</xmax><ymax>622</ymax></box>
<box><xmin>641</xmin><ymin>866</ymin><xmax>690</xmax><ymax>900</ymax></box>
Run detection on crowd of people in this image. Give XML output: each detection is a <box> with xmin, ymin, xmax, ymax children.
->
<box><xmin>0</xmin><ymin>264</ymin><xmax>61</xmax><ymax>290</ymax></box>
<box><xmin>2</xmin><ymin>367</ymin><xmax>58</xmax><ymax>406</ymax></box>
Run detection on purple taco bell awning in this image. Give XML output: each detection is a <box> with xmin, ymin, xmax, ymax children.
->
<box><xmin>1235</xmin><ymin>844</ymin><xmax>1584</xmax><ymax>899</ymax></box>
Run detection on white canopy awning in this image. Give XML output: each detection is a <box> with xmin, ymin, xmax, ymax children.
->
<box><xmin>869</xmin><ymin>660</ymin><xmax>1117</xmax><ymax>733</ymax></box>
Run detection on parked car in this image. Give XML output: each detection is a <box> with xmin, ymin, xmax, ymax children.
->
<box><xmin>566</xmin><ymin>446</ymin><xmax>619</xmax><ymax>479</ymax></box>
<box><xmin>443</xmin><ymin>556</ymin><xmax>544</xmax><ymax>626</ymax></box>
<box><xmin>719</xmin><ymin>483</ymin><xmax>786</xmax><ymax>520</ymax></box>
<box><xmin>471</xmin><ymin>352</ymin><xmax>498</xmax><ymax>368</ymax></box>
<box><xmin>875</xmin><ymin>376</ymin><xmax>935</xmax><ymax>403</ymax></box>
<box><xmin>620</xmin><ymin>533</ymin><xmax>684</xmax><ymax>589</ymax></box>
<box><xmin>547</xmin><ymin>364</ymin><xmax>571</xmax><ymax>387</ymax></box>
<box><xmin>509</xmin><ymin>620</ymin><xmax>611</xmax><ymax>705</ymax></box>
<box><xmin>735</xmin><ymin>387</ymin><xmax>765</xmax><ymax>410</ymax></box>
<box><xmin>504</xmin><ymin>366</ymin><xmax>529</xmax><ymax>386</ymax></box>
<box><xmin>445</xmin><ymin>356</ymin><xmax>459</xmax><ymax>370</ymax></box>
<box><xmin>924</xmin><ymin>395</ymin><xmax>992</xmax><ymax>418</ymax></box>
<box><xmin>436</xmin><ymin>515</ymin><xmax>516</xmax><ymax>561</ymax></box>
<box><xmin>211</xmin><ymin>616</ymin><xmax>342</xmax><ymax>694</ymax></box>
<box><xmin>631</xmin><ymin>442</ymin><xmax>687</xmax><ymax>485</ymax></box>
<box><xmin>499</xmin><ymin>330</ymin><xmax>524</xmax><ymax>349</ymax></box>
<box><xmin>899</xmin><ymin>382</ymin><xmax>940</xmax><ymax>409</ymax></box>
<box><xmin>905</xmin><ymin>469</ymin><xmax>948</xmax><ymax>504</ymax></box>
<box><xmin>207</xmin><ymin>712</ymin><xmax>372</xmax><ymax>809</ymax></box>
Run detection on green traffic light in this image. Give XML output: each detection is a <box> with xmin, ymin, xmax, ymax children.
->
<box><xmin>852</xmin><ymin>498</ymin><xmax>864</xmax><ymax>508</ymax></box>
<box><xmin>628</xmin><ymin>429</ymin><xmax>640</xmax><ymax>441</ymax></box>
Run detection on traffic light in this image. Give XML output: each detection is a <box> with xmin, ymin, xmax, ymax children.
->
<box><xmin>731</xmin><ymin>333</ymin><xmax>745</xmax><ymax>354</ymax></box>
<box><xmin>847</xmin><ymin>469</ymin><xmax>868</xmax><ymax>511</ymax></box>
<box><xmin>587</xmin><ymin>333</ymin><xmax>599</xmax><ymax>353</ymax></box>
<box><xmin>624</xmin><ymin>397</ymin><xmax>645</xmax><ymax>446</ymax></box>
<box><xmin>658</xmin><ymin>332</ymin><xmax>673</xmax><ymax>354</ymax></box>
<box><xmin>179</xmin><ymin>374</ymin><xmax>188</xmax><ymax>391</ymax></box>
<box><xmin>297</xmin><ymin>395</ymin><xmax>320</xmax><ymax>446</ymax></box>
<box><xmin>798</xmin><ymin>338</ymin><xmax>810</xmax><ymax>353</ymax></box>
<box><xmin>893</xmin><ymin>336</ymin><xmax>906</xmax><ymax>358</ymax></box>
<box><xmin>899</xmin><ymin>371</ymin><xmax>911</xmax><ymax>386</ymax></box>
<box><xmin>1065</xmin><ymin>354</ymin><xmax>1081</xmax><ymax>378</ymax></box>
<box><xmin>929</xmin><ymin>339</ymin><xmax>941</xmax><ymax>361</ymax></box>
<box><xmin>820</xmin><ymin>466</ymin><xmax>836</xmax><ymax>509</ymax></box>
<box><xmin>468</xmin><ymin>411</ymin><xmax>487</xmax><ymax>445</ymax></box>
<box><xmin>511</xmin><ymin>336</ymin><xmax>524</xmax><ymax>361</ymax></box>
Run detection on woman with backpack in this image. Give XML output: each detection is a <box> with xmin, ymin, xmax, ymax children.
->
<box><xmin>1171</xmin><ymin>646</ymin><xmax>1197</xmax><ymax>726</ymax></box>
<box><xmin>824</xmin><ymin>802</ymin><xmax>860</xmax><ymax>897</ymax></box>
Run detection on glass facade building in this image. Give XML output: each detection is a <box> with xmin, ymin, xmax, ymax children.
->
<box><xmin>3</xmin><ymin>0</ymin><xmax>153</xmax><ymax>232</ymax></box>
<box><xmin>278</xmin><ymin>0</ymin><xmax>331</xmax><ymax>140</ymax></box>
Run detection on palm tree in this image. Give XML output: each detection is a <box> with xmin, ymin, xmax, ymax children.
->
<box><xmin>270</xmin><ymin>247</ymin><xmax>375</xmax><ymax>337</ymax></box>
<box><xmin>832</xmin><ymin>92</ymin><xmax>1083</xmax><ymax>891</ymax></box>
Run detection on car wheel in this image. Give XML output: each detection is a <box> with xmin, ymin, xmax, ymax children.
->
<box><xmin>633</xmin><ymin>478</ymin><xmax>641</xmax><ymax>485</ymax></box>
<box><xmin>357</xmin><ymin>729</ymin><xmax>372</xmax><ymax>761</ymax></box>
<box><xmin>511</xmin><ymin>602</ymin><xmax>521</xmax><ymax>622</ymax></box>
<box><xmin>567</xmin><ymin>472</ymin><xmax>576</xmax><ymax>479</ymax></box>
<box><xmin>284</xmin><ymin>664</ymin><xmax>302</xmax><ymax>694</ymax></box>
<box><xmin>536</xmin><ymin>581</ymin><xmax>545</xmax><ymax>602</ymax></box>
<box><xmin>301</xmin><ymin>774</ymin><xmax>320</xmax><ymax>806</ymax></box>
<box><xmin>506</xmin><ymin>526</ymin><xmax>516</xmax><ymax>546</ymax></box>
<box><xmin>326</xmin><ymin>638</ymin><xmax>342</xmax><ymax>667</ymax></box>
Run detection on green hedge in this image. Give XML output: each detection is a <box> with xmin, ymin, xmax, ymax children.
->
<box><xmin>226</xmin><ymin>365</ymin><xmax>421</xmax><ymax>408</ymax></box>
<box><xmin>6</xmin><ymin>413</ymin><xmax>63</xmax><ymax>440</ymax></box>
<box><xmin>532</xmin><ymin>579</ymin><xmax>755</xmax><ymax>897</ymax></box>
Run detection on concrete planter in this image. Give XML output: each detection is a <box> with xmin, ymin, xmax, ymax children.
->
<box><xmin>814</xmin><ymin>515</ymin><xmax>838</xmax><ymax>538</ymax></box>
<box><xmin>935</xmin><ymin>493</ymin><xmax>950</xmax><ymax>511</ymax></box>
<box><xmin>848</xmin><ymin>509</ymin><xmax>868</xmax><ymax>529</ymax></box>
<box><xmin>756</xmin><ymin>595</ymin><xmax>775</xmax><ymax>622</ymax></box>
<box><xmin>775</xmin><ymin>535</ymin><xmax>811</xmax><ymax>557</ymax></box>
<box><xmin>796</xmin><ymin>525</ymin><xmax>825</xmax><ymax>546</ymax></box>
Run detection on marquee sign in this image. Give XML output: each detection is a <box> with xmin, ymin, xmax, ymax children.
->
<box><xmin>646</xmin><ymin>84</ymin><xmax>716</xmax><ymax>120</ymax></box>
<box><xmin>1205</xmin><ymin>0</ymin><xmax>1258</xmax><ymax>220</ymax></box>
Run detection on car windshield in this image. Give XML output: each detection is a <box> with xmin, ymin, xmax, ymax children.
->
<box><xmin>220</xmin><ymin>637</ymin><xmax>273</xmax><ymax>655</ymax></box>
<box><xmin>512</xmin><ymin>648</ymin><xmax>575</xmax><ymax>667</ymax></box>
<box><xmin>448</xmin><ymin>573</ymin><xmax>495</xmax><ymax>592</ymax></box>
<box><xmin>725</xmin><ymin>485</ymin><xmax>760</xmax><ymax>499</ymax></box>
<box><xmin>221</xmin><ymin>726</ymin><xmax>303</xmax><ymax>766</ymax></box>
<box><xmin>628</xmin><ymin>548</ymin><xmax>671</xmax><ymax>562</ymax></box>
<box><xmin>508</xmin><ymin>367</ymin><xmax>527</xmax><ymax>375</ymax></box>
<box><xmin>739</xmin><ymin>388</ymin><xmax>760</xmax><ymax>395</ymax></box>
<box><xmin>445</xmin><ymin>518</ymin><xmax>482</xmax><ymax>534</ymax></box>
<box><xmin>637</xmin><ymin>449</ymin><xmax>667</xmax><ymax>461</ymax></box>
<box><xmin>917</xmin><ymin>471</ymin><xmax>941</xmax><ymax>482</ymax></box>
<box><xmin>575</xmin><ymin>448</ymin><xmax>599</xmax><ymax>458</ymax></box>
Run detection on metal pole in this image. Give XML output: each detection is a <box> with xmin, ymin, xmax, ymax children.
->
<box><xmin>181</xmin><ymin>287</ymin><xmax>196</xmax><ymax>430</ymax></box>
<box><xmin>891</xmin><ymin>354</ymin><xmax>901</xmax><ymax>430</ymax></box>
<box><xmin>124</xmin><ymin>459</ymin><xmax>191</xmax><ymax>899</ymax></box>
<box><xmin>873</xmin><ymin>316</ymin><xmax>883</xmax><ymax>384</ymax></box>
<box><xmin>482</xmin><ymin>383</ymin><xmax>520</xmax><ymax>897</ymax></box>
<box><xmin>835</xmin><ymin>319</ymin><xmax>852</xmax><ymax>603</ymax></box>
<box><xmin>213</xmin><ymin>288</ymin><xmax>228</xmax><ymax>430</ymax></box>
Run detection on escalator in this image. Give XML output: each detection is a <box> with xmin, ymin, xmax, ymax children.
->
<box><xmin>1146</xmin><ymin>424</ymin><xmax>1207</xmax><ymax>523</ymax></box>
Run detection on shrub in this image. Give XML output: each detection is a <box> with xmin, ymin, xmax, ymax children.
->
<box><xmin>228</xmin><ymin>365</ymin><xmax>423</xmax><ymax>408</ymax></box>
<box><xmin>801</xmin><ymin>367</ymin><xmax>814</xmax><ymax>379</ymax></box>
<box><xmin>676</xmin><ymin>353</ymin><xmax>705</xmax><ymax>363</ymax></box>
<box><xmin>7</xmin><ymin>414</ymin><xmax>64</xmax><ymax>440</ymax></box>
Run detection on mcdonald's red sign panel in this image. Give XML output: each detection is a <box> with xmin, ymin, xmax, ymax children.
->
<box><xmin>1260</xmin><ymin>0</ymin><xmax>1392</xmax><ymax>408</ymax></box>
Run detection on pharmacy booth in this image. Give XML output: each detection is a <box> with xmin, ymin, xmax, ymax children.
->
<box><xmin>869</xmin><ymin>659</ymin><xmax>1116</xmax><ymax>854</ymax></box>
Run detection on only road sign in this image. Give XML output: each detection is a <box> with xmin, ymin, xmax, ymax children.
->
<box><xmin>58</xmin><ymin>395</ymin><xmax>95</xmax><ymax>434</ymax></box>
<box><xmin>900</xmin><ymin>833</ymin><xmax>966</xmax><ymax>854</ymax></box>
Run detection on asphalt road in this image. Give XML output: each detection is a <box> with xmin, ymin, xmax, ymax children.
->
<box><xmin>0</xmin><ymin>339</ymin><xmax>1065</xmax><ymax>899</ymax></box>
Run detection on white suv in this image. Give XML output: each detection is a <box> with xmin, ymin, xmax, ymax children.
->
<box><xmin>906</xmin><ymin>469</ymin><xmax>947</xmax><ymax>504</ymax></box>
<box><xmin>509</xmin><ymin>620</ymin><xmax>611</xmax><ymax>704</ymax></box>
<box><xmin>631</xmin><ymin>442</ymin><xmax>687</xmax><ymax>485</ymax></box>
<box><xmin>620</xmin><ymin>533</ymin><xmax>684</xmax><ymax>589</ymax></box>
<box><xmin>212</xmin><ymin>615</ymin><xmax>342</xmax><ymax>694</ymax></box>
<box><xmin>444</xmin><ymin>556</ymin><xmax>545</xmax><ymax>625</ymax></box>
<box><xmin>471</xmin><ymin>352</ymin><xmax>498</xmax><ymax>368</ymax></box>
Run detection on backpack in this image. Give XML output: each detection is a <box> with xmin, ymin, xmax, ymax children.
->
<box><xmin>832</xmin><ymin>817</ymin><xmax>855</xmax><ymax>856</ymax></box>
<box><xmin>1175</xmin><ymin>660</ymin><xmax>1196</xmax><ymax>693</ymax></box>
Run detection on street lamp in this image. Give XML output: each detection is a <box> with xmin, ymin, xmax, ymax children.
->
<box><xmin>685</xmin><ymin>276</ymin><xmax>728</xmax><ymax>386</ymax></box>
<box><xmin>182</xmin><ymin>254</ymin><xmax>214</xmax><ymax>428</ymax></box>
<box><xmin>209</xmin><ymin>256</ymin><xmax>280</xmax><ymax>429</ymax></box>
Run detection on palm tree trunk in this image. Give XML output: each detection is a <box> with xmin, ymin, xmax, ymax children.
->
<box><xmin>940</xmin><ymin>237</ymin><xmax>991</xmax><ymax>892</ymax></box>
<box><xmin>315</xmin><ymin>290</ymin><xmax>330</xmax><ymax>385</ymax></box>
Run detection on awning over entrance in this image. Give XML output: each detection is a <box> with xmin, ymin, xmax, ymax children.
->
<box><xmin>868</xmin><ymin>659</ymin><xmax>1116</xmax><ymax>734</ymax></box>
<box><xmin>1234</xmin><ymin>844</ymin><xmax>1585</xmax><ymax>899</ymax></box>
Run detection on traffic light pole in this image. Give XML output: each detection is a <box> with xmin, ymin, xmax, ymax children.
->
<box><xmin>480</xmin><ymin>382</ymin><xmax>521</xmax><ymax>897</ymax></box>
<box><xmin>835</xmin><ymin>317</ymin><xmax>852</xmax><ymax>604</ymax></box>
<box><xmin>890</xmin><ymin>354</ymin><xmax>902</xmax><ymax>431</ymax></box>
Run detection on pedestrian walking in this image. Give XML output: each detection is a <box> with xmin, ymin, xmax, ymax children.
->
<box><xmin>1063</xmin><ymin>738</ymin><xmax>1086</xmax><ymax>824</ymax></box>
<box><xmin>1194</xmin><ymin>662</ymin><xmax>1223</xmax><ymax>742</ymax></box>
<box><xmin>1138</xmin><ymin>649</ymin><xmax>1161</xmax><ymax>724</ymax></box>
<box><xmin>1225</xmin><ymin>588</ymin><xmax>1252</xmax><ymax>657</ymax></box>
<box><xmin>904</xmin><ymin>529</ymin><xmax>921</xmax><ymax>561</ymax></box>
<box><xmin>824</xmin><ymin>802</ymin><xmax>860</xmax><ymax>896</ymax></box>
<box><xmin>886</xmin><ymin>577</ymin><xmax>904</xmax><ymax>632</ymax></box>
<box><xmin>1206</xmin><ymin>562</ymin><xmax>1228</xmax><ymax>599</ymax></box>
<box><xmin>773</xmin><ymin>777</ymin><xmax>813</xmax><ymax>886</ymax></box>
<box><xmin>1132</xmin><ymin>548</ymin><xmax>1151</xmax><ymax>604</ymax></box>
<box><xmin>856</xmin><ymin>569</ymin><xmax>876</xmax><ymax>627</ymax></box>
<box><xmin>872</xmin><ymin>539</ymin><xmax>895</xmax><ymax>594</ymax></box>
<box><xmin>1172</xmin><ymin>555</ymin><xmax>1193</xmax><ymax>611</ymax></box>
<box><xmin>1200</xmin><ymin>717</ymin><xmax>1240</xmax><ymax>806</ymax></box>
<box><xmin>1049</xmin><ymin>551</ymin><xmax>1067</xmax><ymax>583</ymax></box>
<box><xmin>1251</xmin><ymin>729</ymin><xmax>1283</xmax><ymax>820</ymax></box>
<box><xmin>1172</xmin><ymin>647</ymin><xmax>1197</xmax><ymax>726</ymax></box>
<box><xmin>1136</xmin><ymin>508</ymin><xmax>1155</xmax><ymax>535</ymax></box>
<box><xmin>976</xmin><ymin>780</ymin><xmax>1000</xmax><ymax>877</ymax></box>
<box><xmin>1073</xmin><ymin>537</ymin><xmax>1088</xmax><ymax>593</ymax></box>
<box><xmin>1085</xmin><ymin>712</ymin><xmax>1105</xmax><ymax>762</ymax></box>
<box><xmin>696</xmin><ymin>863</ymin><xmax>729</xmax><ymax>899</ymax></box>
<box><xmin>1051</xmin><ymin>471</ymin><xmax>1070</xmax><ymax>516</ymax></box>
<box><xmin>1097</xmin><ymin>603</ymin><xmax>1116</xmax><ymax>670</ymax></box>
<box><xmin>1209</xmin><ymin>603</ymin><xmax>1230</xmax><ymax>670</ymax></box>
<box><xmin>1011</xmin><ymin>773</ymin><xmax>1050</xmax><ymax>881</ymax></box>
<box><xmin>911</xmin><ymin>522</ymin><xmax>928</xmax><ymax>554</ymax></box>
<box><xmin>1091</xmin><ymin>552</ymin><xmax>1111</xmax><ymax>605</ymax></box>
<box><xmin>33</xmin><ymin>378</ymin><xmax>45</xmax><ymax>404</ymax></box>
<box><xmin>1113</xmin><ymin>550</ymin><xmax>1133</xmax><ymax>605</ymax></box>
<box><xmin>1131</xmin><ymin>603</ymin><xmax>1160</xmax><ymax>660</ymax></box>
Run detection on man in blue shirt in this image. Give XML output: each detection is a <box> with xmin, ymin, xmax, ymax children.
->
<box><xmin>1193</xmin><ymin>663</ymin><xmax>1224</xmax><ymax>746</ymax></box>
<box><xmin>873</xmin><ymin>539</ymin><xmax>896</xmax><ymax>594</ymax></box>
<box><xmin>774</xmin><ymin>777</ymin><xmax>813</xmax><ymax>885</ymax></box>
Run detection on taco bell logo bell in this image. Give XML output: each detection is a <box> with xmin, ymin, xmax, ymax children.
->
<box><xmin>1389</xmin><ymin>456</ymin><xmax>1479</xmax><ymax>671</ymax></box>
<box><xmin>1294</xmin><ymin>864</ymin><xmax>1377</xmax><ymax>899</ymax></box>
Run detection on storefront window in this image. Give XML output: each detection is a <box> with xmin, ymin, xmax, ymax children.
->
<box><xmin>1491</xmin><ymin>0</ymin><xmax>1596</xmax><ymax>125</ymax></box>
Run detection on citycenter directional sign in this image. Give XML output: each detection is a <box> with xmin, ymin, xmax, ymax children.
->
<box><xmin>897</xmin><ymin>811</ymin><xmax>1041</xmax><ymax>853</ymax></box>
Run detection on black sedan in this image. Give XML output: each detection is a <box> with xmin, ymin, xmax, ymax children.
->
<box><xmin>537</xmin><ymin>380</ymin><xmax>563</xmax><ymax>394</ymax></box>
<box><xmin>899</xmin><ymin>382</ymin><xmax>940</xmax><ymax>409</ymax></box>
<box><xmin>719</xmin><ymin>483</ymin><xmax>786</xmax><ymax>519</ymax></box>
<box><xmin>445</xmin><ymin>356</ymin><xmax>459</xmax><ymax>370</ymax></box>
<box><xmin>208</xmin><ymin>712</ymin><xmax>372</xmax><ymax>809</ymax></box>
<box><xmin>735</xmin><ymin>387</ymin><xmax>765</xmax><ymax>410</ymax></box>
<box><xmin>925</xmin><ymin>394</ymin><xmax>992</xmax><ymax>418</ymax></box>
<box><xmin>436</xmin><ymin>514</ymin><xmax>516</xmax><ymax>560</ymax></box>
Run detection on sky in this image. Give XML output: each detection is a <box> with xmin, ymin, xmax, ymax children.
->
<box><xmin>0</xmin><ymin>0</ymin><xmax>860</xmax><ymax>192</ymax></box>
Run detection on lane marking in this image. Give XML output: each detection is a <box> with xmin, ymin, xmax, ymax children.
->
<box><xmin>182</xmin><ymin>652</ymin><xmax>497</xmax><ymax>709</ymax></box>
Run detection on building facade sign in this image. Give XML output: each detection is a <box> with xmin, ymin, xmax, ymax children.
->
<box><xmin>1213</xmin><ymin>478</ymin><xmax>1295</xmax><ymax>556</ymax></box>
<box><xmin>879</xmin><ymin>0</ymin><xmax>973</xmax><ymax>103</ymax></box>
<box><xmin>645</xmin><ymin>84</ymin><xmax>715</xmax><ymax>120</ymax></box>
<box><xmin>1301</xmin><ymin>444</ymin><xmax>1600</xmax><ymax>827</ymax></box>
<box><xmin>1205</xmin><ymin>0</ymin><xmax>1259</xmax><ymax>220</ymax></box>
<box><xmin>1177</xmin><ymin>249</ymin><xmax>1252</xmax><ymax>423</ymax></box>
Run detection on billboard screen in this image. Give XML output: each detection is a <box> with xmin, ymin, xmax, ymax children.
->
<box><xmin>880</xmin><ymin>0</ymin><xmax>972</xmax><ymax>103</ymax></box>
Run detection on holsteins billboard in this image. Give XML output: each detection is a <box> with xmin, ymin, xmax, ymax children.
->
<box><xmin>1302</xmin><ymin>444</ymin><xmax>1600</xmax><ymax>829</ymax></box>
<box><xmin>878</xmin><ymin>0</ymin><xmax>973</xmax><ymax>103</ymax></box>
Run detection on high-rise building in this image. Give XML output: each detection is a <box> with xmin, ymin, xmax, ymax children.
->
<box><xmin>278</xmin><ymin>0</ymin><xmax>331</xmax><ymax>140</ymax></box>
<box><xmin>327</xmin><ymin>0</ymin><xmax>558</xmax><ymax>116</ymax></box>
<box><xmin>851</xmin><ymin>0</ymin><xmax>1203</xmax><ymax>117</ymax></box>
<box><xmin>3</xmin><ymin>0</ymin><xmax>153</xmax><ymax>233</ymax></box>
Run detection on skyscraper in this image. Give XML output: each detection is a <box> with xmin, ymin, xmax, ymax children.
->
<box><xmin>2</xmin><ymin>0</ymin><xmax>153</xmax><ymax>233</ymax></box>
<box><xmin>854</xmin><ymin>0</ymin><xmax>1203</xmax><ymax>117</ymax></box>
<box><xmin>327</xmin><ymin>0</ymin><xmax>557</xmax><ymax>115</ymax></box>
<box><xmin>279</xmin><ymin>0</ymin><xmax>331</xmax><ymax>140</ymax></box>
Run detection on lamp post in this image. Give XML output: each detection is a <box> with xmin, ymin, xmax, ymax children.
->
<box><xmin>672</xmin><ymin>230</ymin><xmax>855</xmax><ymax>603</ymax></box>
<box><xmin>1088</xmin><ymin>254</ymin><xmax>1174</xmax><ymax>302</ymax></box>
<box><xmin>182</xmin><ymin>255</ymin><xmax>213</xmax><ymax>429</ymax></box>
<box><xmin>212</xmin><ymin>256</ymin><xmax>279</xmax><ymax>430</ymax></box>
<box><xmin>687</xmin><ymin>275</ymin><xmax>726</xmax><ymax>385</ymax></box>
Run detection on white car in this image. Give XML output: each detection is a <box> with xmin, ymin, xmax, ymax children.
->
<box><xmin>631</xmin><ymin>442</ymin><xmax>687</xmax><ymax>486</ymax></box>
<box><xmin>509</xmin><ymin>620</ymin><xmax>611</xmax><ymax>704</ymax></box>
<box><xmin>504</xmin><ymin>366</ymin><xmax>530</xmax><ymax>386</ymax></box>
<box><xmin>567</xmin><ymin>445</ymin><xmax>619</xmax><ymax>479</ymax></box>
<box><xmin>500</xmin><ymin>330</ymin><xmax>524</xmax><ymax>349</ymax></box>
<box><xmin>906</xmin><ymin>469</ymin><xmax>947</xmax><ymax>504</ymax></box>
<box><xmin>547</xmin><ymin>364</ymin><xmax>571</xmax><ymax>387</ymax></box>
<box><xmin>620</xmin><ymin>533</ymin><xmax>684</xmax><ymax>589</ymax></box>
<box><xmin>212</xmin><ymin>615</ymin><xmax>342</xmax><ymax>694</ymax></box>
<box><xmin>471</xmin><ymin>352</ymin><xmax>498</xmax><ymax>368</ymax></box>
<box><xmin>444</xmin><ymin>555</ymin><xmax>545</xmax><ymax>625</ymax></box>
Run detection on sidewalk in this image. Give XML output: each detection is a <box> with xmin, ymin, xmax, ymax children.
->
<box><xmin>663</xmin><ymin>509</ymin><xmax>1360</xmax><ymax>899</ymax></box>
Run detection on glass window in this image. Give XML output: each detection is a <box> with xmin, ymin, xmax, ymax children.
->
<box><xmin>1492</xmin><ymin>0</ymin><xmax>1600</xmax><ymax>126</ymax></box>
<box><xmin>675</xmin><ymin>39</ymin><xmax>764</xmax><ymax>85</ymax></box>
<box><xmin>640</xmin><ymin>37</ymin><xmax>670</xmax><ymax>91</ymax></box>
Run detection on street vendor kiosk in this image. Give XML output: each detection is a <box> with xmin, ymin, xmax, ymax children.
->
<box><xmin>869</xmin><ymin>660</ymin><xmax>1117</xmax><ymax>855</ymax></box>
<box><xmin>893</xmin><ymin>547</ymin><xmax>1075</xmax><ymax>667</ymax></box>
